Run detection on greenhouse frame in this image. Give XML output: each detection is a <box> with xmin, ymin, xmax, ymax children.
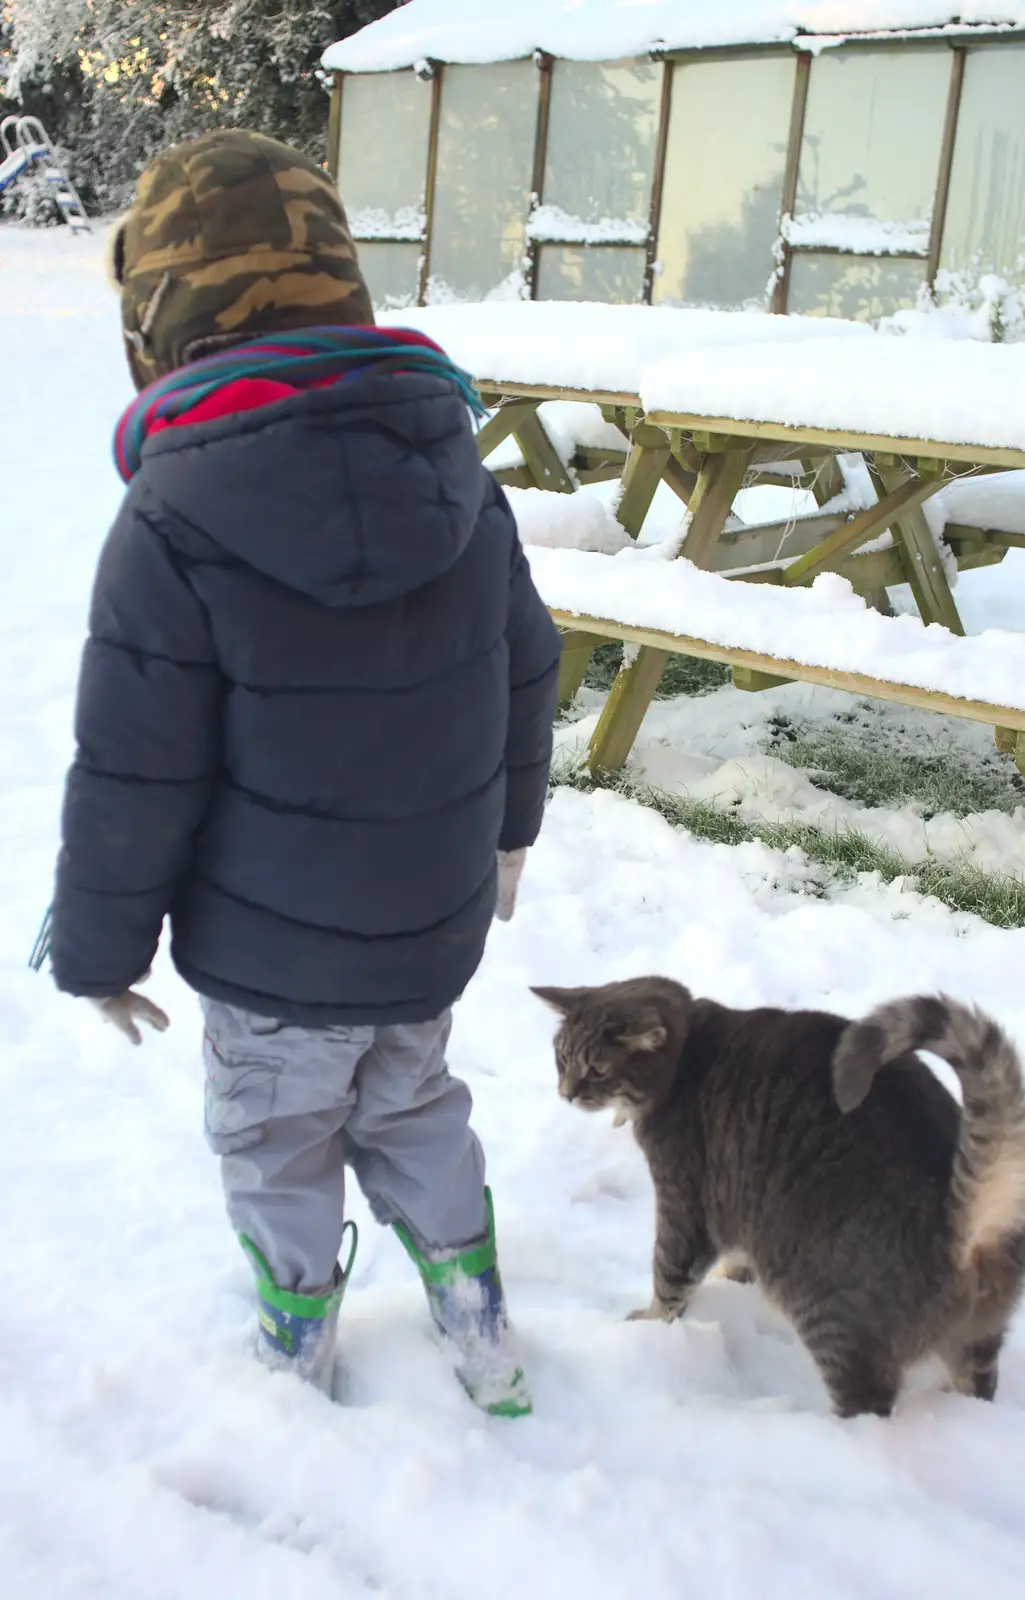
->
<box><xmin>323</xmin><ymin>5</ymin><xmax>1025</xmax><ymax>321</ymax></box>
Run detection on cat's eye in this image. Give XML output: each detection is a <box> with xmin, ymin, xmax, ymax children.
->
<box><xmin>592</xmin><ymin>1061</ymin><xmax>611</xmax><ymax>1077</ymax></box>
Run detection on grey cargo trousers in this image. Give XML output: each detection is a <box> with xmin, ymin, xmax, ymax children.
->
<box><xmin>201</xmin><ymin>999</ymin><xmax>488</xmax><ymax>1294</ymax></box>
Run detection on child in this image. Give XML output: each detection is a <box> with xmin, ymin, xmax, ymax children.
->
<box><xmin>49</xmin><ymin>129</ymin><xmax>560</xmax><ymax>1417</ymax></box>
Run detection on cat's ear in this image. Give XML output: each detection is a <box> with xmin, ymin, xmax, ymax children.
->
<box><xmin>531</xmin><ymin>985</ymin><xmax>590</xmax><ymax>1015</ymax></box>
<box><xmin>617</xmin><ymin>1024</ymin><xmax>668</xmax><ymax>1053</ymax></box>
<box><xmin>616</xmin><ymin>1002</ymin><xmax>669</xmax><ymax>1053</ymax></box>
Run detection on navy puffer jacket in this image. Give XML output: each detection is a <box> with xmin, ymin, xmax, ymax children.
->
<box><xmin>52</xmin><ymin>372</ymin><xmax>561</xmax><ymax>1024</ymax></box>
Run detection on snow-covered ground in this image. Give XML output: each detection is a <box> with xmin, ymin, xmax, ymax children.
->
<box><xmin>559</xmin><ymin>682</ymin><xmax>1025</xmax><ymax>878</ymax></box>
<box><xmin>4</xmin><ymin>223</ymin><xmax>1025</xmax><ymax>1599</ymax></box>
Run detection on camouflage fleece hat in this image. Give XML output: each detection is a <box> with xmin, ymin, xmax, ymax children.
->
<box><xmin>108</xmin><ymin>128</ymin><xmax>374</xmax><ymax>390</ymax></box>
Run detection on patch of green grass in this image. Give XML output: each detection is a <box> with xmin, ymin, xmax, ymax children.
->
<box><xmin>765</xmin><ymin>714</ymin><xmax>1025</xmax><ymax>819</ymax></box>
<box><xmin>582</xmin><ymin>642</ymin><xmax>730</xmax><ymax>699</ymax></box>
<box><xmin>658</xmin><ymin>654</ymin><xmax>733</xmax><ymax>699</ymax></box>
<box><xmin>581</xmin><ymin>642</ymin><xmax>622</xmax><ymax>694</ymax></box>
<box><xmin>550</xmin><ymin>757</ymin><xmax>1025</xmax><ymax>930</ymax></box>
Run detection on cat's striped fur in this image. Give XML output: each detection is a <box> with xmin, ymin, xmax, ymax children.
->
<box><xmin>535</xmin><ymin>979</ymin><xmax>1025</xmax><ymax>1416</ymax></box>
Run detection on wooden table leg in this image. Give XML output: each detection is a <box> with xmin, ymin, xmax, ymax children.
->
<box><xmin>662</xmin><ymin>452</ymin><xmax>697</xmax><ymax>505</ymax></box>
<box><xmin>809</xmin><ymin>451</ymin><xmax>889</xmax><ymax>614</ymax></box>
<box><xmin>586</xmin><ymin>442</ymin><xmax>752</xmax><ymax>774</ymax></box>
<box><xmin>558</xmin><ymin>630</ymin><xmax>603</xmax><ymax>705</ymax></box>
<box><xmin>810</xmin><ymin>454</ymin><xmax>845</xmax><ymax>508</ymax></box>
<box><xmin>994</xmin><ymin>726</ymin><xmax>1025</xmax><ymax>777</ymax></box>
<box><xmin>475</xmin><ymin>399</ymin><xmax>540</xmax><ymax>462</ymax></box>
<box><xmin>513</xmin><ymin>410</ymin><xmax>576</xmax><ymax>494</ymax></box>
<box><xmin>680</xmin><ymin>449</ymin><xmax>753</xmax><ymax>568</ymax></box>
<box><xmin>875</xmin><ymin>463</ymin><xmax>964</xmax><ymax>635</ymax></box>
<box><xmin>587</xmin><ymin>645</ymin><xmax>671</xmax><ymax>773</ymax></box>
<box><xmin>583</xmin><ymin>426</ymin><xmax>674</xmax><ymax>769</ymax></box>
<box><xmin>616</xmin><ymin>424</ymin><xmax>672</xmax><ymax>538</ymax></box>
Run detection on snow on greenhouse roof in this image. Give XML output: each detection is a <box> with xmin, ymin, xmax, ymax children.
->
<box><xmin>322</xmin><ymin>2</ymin><xmax>1025</xmax><ymax>72</ymax></box>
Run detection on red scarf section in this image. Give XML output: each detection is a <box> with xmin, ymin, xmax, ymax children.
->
<box><xmin>148</xmin><ymin>375</ymin><xmax>335</xmax><ymax>435</ymax></box>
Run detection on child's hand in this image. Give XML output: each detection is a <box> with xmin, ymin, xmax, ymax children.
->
<box><xmin>495</xmin><ymin>849</ymin><xmax>528</xmax><ymax>923</ymax></box>
<box><xmin>90</xmin><ymin>990</ymin><xmax>170</xmax><ymax>1045</ymax></box>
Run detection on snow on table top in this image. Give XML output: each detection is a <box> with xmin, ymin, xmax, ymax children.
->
<box><xmin>381</xmin><ymin>302</ymin><xmax>1025</xmax><ymax>455</ymax></box>
<box><xmin>640</xmin><ymin>336</ymin><xmax>1025</xmax><ymax>453</ymax></box>
<box><xmin>324</xmin><ymin>2</ymin><xmax>1025</xmax><ymax>70</ymax></box>
<box><xmin>379</xmin><ymin>302</ymin><xmax>871</xmax><ymax>396</ymax></box>
<box><xmin>528</xmin><ymin>545</ymin><xmax>1025</xmax><ymax>711</ymax></box>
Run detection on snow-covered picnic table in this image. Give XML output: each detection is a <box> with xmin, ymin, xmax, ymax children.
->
<box><xmin>383</xmin><ymin>302</ymin><xmax>1025</xmax><ymax>772</ymax></box>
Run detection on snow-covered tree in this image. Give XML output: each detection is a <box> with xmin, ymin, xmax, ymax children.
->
<box><xmin>2</xmin><ymin>1</ymin><xmax>405</xmax><ymax>217</ymax></box>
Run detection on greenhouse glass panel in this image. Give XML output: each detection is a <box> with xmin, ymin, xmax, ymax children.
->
<box><xmin>653</xmin><ymin>54</ymin><xmax>794</xmax><ymax>310</ymax></box>
<box><xmin>355</xmin><ymin>242</ymin><xmax>422</xmax><ymax>311</ymax></box>
<box><xmin>541</xmin><ymin>59</ymin><xmax>661</xmax><ymax>237</ymax></box>
<box><xmin>535</xmin><ymin>245</ymin><xmax>647</xmax><ymax>303</ymax></box>
<box><xmin>787</xmin><ymin>253</ymin><xmax>926</xmax><ymax>320</ymax></box>
<box><xmin>338</xmin><ymin>72</ymin><xmax>432</xmax><ymax>240</ymax></box>
<box><xmin>427</xmin><ymin>61</ymin><xmax>538</xmax><ymax>302</ymax></box>
<box><xmin>941</xmin><ymin>45</ymin><xmax>1025</xmax><ymax>287</ymax></box>
<box><xmin>794</xmin><ymin>47</ymin><xmax>950</xmax><ymax>247</ymax></box>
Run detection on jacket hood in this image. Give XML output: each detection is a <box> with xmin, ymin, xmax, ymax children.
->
<box><xmin>138</xmin><ymin>371</ymin><xmax>487</xmax><ymax>607</ymax></box>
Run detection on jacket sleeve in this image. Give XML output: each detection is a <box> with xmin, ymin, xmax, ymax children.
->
<box><xmin>501</xmin><ymin>522</ymin><xmax>561</xmax><ymax>852</ymax></box>
<box><xmin>51</xmin><ymin>501</ymin><xmax>222</xmax><ymax>996</ymax></box>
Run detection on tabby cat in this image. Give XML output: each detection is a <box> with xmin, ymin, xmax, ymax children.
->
<box><xmin>534</xmin><ymin>978</ymin><xmax>1025</xmax><ymax>1417</ymax></box>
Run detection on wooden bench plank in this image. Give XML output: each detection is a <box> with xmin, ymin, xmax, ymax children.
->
<box><xmin>548</xmin><ymin>609</ymin><xmax>1025</xmax><ymax>754</ymax></box>
<box><xmin>476</xmin><ymin>382</ymin><xmax>1025</xmax><ymax>471</ymax></box>
<box><xmin>475</xmin><ymin>386</ymin><xmax>1025</xmax><ymax>471</ymax></box>
<box><xmin>479</xmin><ymin>381</ymin><xmax>642</xmax><ymax>409</ymax></box>
<box><xmin>643</xmin><ymin>409</ymin><xmax>1025</xmax><ymax>472</ymax></box>
<box><xmin>713</xmin><ymin>512</ymin><xmax>847</xmax><ymax>571</ymax></box>
<box><xmin>946</xmin><ymin>524</ymin><xmax>1025</xmax><ymax>551</ymax></box>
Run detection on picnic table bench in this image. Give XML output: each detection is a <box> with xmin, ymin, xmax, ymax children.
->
<box><xmin>477</xmin><ymin>384</ymin><xmax>1025</xmax><ymax>772</ymax></box>
<box><xmin>383</xmin><ymin>304</ymin><xmax>1025</xmax><ymax>777</ymax></box>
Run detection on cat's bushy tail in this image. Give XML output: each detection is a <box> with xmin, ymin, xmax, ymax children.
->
<box><xmin>833</xmin><ymin>995</ymin><xmax>1025</xmax><ymax>1265</ymax></box>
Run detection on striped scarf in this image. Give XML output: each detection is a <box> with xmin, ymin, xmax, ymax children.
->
<box><xmin>113</xmin><ymin>324</ymin><xmax>486</xmax><ymax>483</ymax></box>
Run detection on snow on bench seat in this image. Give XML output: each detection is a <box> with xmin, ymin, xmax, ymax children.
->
<box><xmin>379</xmin><ymin>303</ymin><xmax>871</xmax><ymax>398</ymax></box>
<box><xmin>527</xmin><ymin>543</ymin><xmax>1025</xmax><ymax>717</ymax></box>
<box><xmin>926</xmin><ymin>472</ymin><xmax>1025</xmax><ymax>539</ymax></box>
<box><xmin>504</xmin><ymin>486</ymin><xmax>631</xmax><ymax>553</ymax></box>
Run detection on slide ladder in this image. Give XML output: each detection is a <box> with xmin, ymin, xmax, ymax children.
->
<box><xmin>0</xmin><ymin>115</ymin><xmax>89</xmax><ymax>230</ymax></box>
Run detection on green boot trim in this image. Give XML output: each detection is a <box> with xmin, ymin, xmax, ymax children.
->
<box><xmin>393</xmin><ymin>1188</ymin><xmax>497</xmax><ymax>1284</ymax></box>
<box><xmin>393</xmin><ymin>1191</ymin><xmax>533</xmax><ymax>1419</ymax></box>
<box><xmin>457</xmin><ymin>1360</ymin><xmax>532</xmax><ymax>1420</ymax></box>
<box><xmin>484</xmin><ymin>1384</ymin><xmax>532</xmax><ymax>1420</ymax></box>
<box><xmin>240</xmin><ymin>1220</ymin><xmax>358</xmax><ymax>1317</ymax></box>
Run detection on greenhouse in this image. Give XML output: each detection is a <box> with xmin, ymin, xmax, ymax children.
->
<box><xmin>322</xmin><ymin>1</ymin><xmax>1025</xmax><ymax>320</ymax></box>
